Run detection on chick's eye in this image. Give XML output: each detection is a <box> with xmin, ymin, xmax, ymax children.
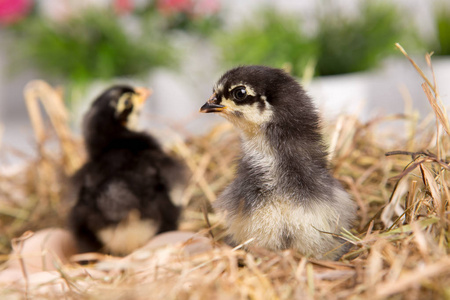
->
<box><xmin>232</xmin><ymin>87</ymin><xmax>247</xmax><ymax>101</ymax></box>
<box><xmin>124</xmin><ymin>97</ymin><xmax>132</xmax><ymax>107</ymax></box>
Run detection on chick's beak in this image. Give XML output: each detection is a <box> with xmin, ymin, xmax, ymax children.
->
<box><xmin>134</xmin><ymin>87</ymin><xmax>152</xmax><ymax>105</ymax></box>
<box><xmin>199</xmin><ymin>93</ymin><xmax>226</xmax><ymax>113</ymax></box>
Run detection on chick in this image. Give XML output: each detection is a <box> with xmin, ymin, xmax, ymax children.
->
<box><xmin>69</xmin><ymin>85</ymin><xmax>186</xmax><ymax>255</ymax></box>
<box><xmin>200</xmin><ymin>66</ymin><xmax>355</xmax><ymax>260</ymax></box>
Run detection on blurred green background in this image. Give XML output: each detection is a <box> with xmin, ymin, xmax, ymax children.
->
<box><xmin>3</xmin><ymin>0</ymin><xmax>449</xmax><ymax>92</ymax></box>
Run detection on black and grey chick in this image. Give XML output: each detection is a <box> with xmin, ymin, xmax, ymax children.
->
<box><xmin>200</xmin><ymin>66</ymin><xmax>355</xmax><ymax>260</ymax></box>
<box><xmin>69</xmin><ymin>85</ymin><xmax>186</xmax><ymax>255</ymax></box>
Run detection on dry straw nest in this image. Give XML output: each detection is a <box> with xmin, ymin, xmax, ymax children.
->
<box><xmin>1</xmin><ymin>45</ymin><xmax>450</xmax><ymax>299</ymax></box>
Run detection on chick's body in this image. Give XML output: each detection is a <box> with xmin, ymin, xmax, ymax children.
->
<box><xmin>70</xmin><ymin>86</ymin><xmax>185</xmax><ymax>255</ymax></box>
<box><xmin>200</xmin><ymin>66</ymin><xmax>355</xmax><ymax>259</ymax></box>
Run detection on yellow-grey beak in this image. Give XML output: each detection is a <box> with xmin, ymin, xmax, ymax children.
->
<box><xmin>134</xmin><ymin>87</ymin><xmax>152</xmax><ymax>105</ymax></box>
<box><xmin>199</xmin><ymin>93</ymin><xmax>226</xmax><ymax>113</ymax></box>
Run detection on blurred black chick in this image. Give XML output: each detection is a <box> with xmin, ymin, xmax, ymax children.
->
<box><xmin>69</xmin><ymin>85</ymin><xmax>186</xmax><ymax>255</ymax></box>
<box><xmin>200</xmin><ymin>66</ymin><xmax>355</xmax><ymax>260</ymax></box>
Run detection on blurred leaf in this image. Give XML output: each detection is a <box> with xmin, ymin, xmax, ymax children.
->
<box><xmin>9</xmin><ymin>8</ymin><xmax>178</xmax><ymax>94</ymax></box>
<box><xmin>215</xmin><ymin>9</ymin><xmax>317</xmax><ymax>78</ymax></box>
<box><xmin>217</xmin><ymin>2</ymin><xmax>423</xmax><ymax>77</ymax></box>
<box><xmin>315</xmin><ymin>1</ymin><xmax>423</xmax><ymax>75</ymax></box>
<box><xmin>434</xmin><ymin>3</ymin><xmax>450</xmax><ymax>55</ymax></box>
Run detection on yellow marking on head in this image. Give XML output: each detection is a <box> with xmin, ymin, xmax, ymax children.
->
<box><xmin>116</xmin><ymin>92</ymin><xmax>134</xmax><ymax>115</ymax></box>
<box><xmin>116</xmin><ymin>90</ymin><xmax>150</xmax><ymax>130</ymax></box>
<box><xmin>218</xmin><ymin>97</ymin><xmax>274</xmax><ymax>136</ymax></box>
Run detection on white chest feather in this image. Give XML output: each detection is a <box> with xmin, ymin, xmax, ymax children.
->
<box><xmin>97</xmin><ymin>211</ymin><xmax>158</xmax><ymax>255</ymax></box>
<box><xmin>241</xmin><ymin>133</ymin><xmax>277</xmax><ymax>187</ymax></box>
<box><xmin>224</xmin><ymin>187</ymin><xmax>354</xmax><ymax>259</ymax></box>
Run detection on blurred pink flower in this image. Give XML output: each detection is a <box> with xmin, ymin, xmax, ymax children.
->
<box><xmin>157</xmin><ymin>0</ymin><xmax>192</xmax><ymax>16</ymax></box>
<box><xmin>0</xmin><ymin>0</ymin><xmax>33</xmax><ymax>25</ymax></box>
<box><xmin>114</xmin><ymin>0</ymin><xmax>134</xmax><ymax>15</ymax></box>
<box><xmin>192</xmin><ymin>0</ymin><xmax>219</xmax><ymax>17</ymax></box>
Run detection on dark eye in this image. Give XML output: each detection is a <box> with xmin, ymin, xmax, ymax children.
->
<box><xmin>124</xmin><ymin>97</ymin><xmax>132</xmax><ymax>107</ymax></box>
<box><xmin>232</xmin><ymin>87</ymin><xmax>247</xmax><ymax>101</ymax></box>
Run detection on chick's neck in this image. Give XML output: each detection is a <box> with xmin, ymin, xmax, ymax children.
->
<box><xmin>83</xmin><ymin>113</ymin><xmax>152</xmax><ymax>159</ymax></box>
<box><xmin>240</xmin><ymin>121</ymin><xmax>330</xmax><ymax>195</ymax></box>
